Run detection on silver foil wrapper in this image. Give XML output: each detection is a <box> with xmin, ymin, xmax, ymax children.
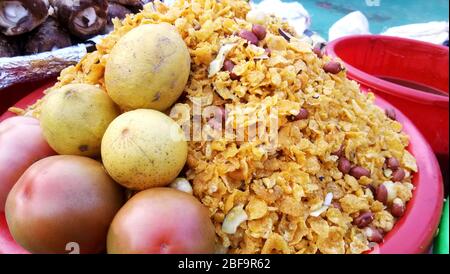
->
<box><xmin>0</xmin><ymin>35</ymin><xmax>104</xmax><ymax>90</ymax></box>
<box><xmin>0</xmin><ymin>45</ymin><xmax>85</xmax><ymax>90</ymax></box>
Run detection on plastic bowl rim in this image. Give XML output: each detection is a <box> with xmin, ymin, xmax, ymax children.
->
<box><xmin>326</xmin><ymin>35</ymin><xmax>449</xmax><ymax>108</ymax></box>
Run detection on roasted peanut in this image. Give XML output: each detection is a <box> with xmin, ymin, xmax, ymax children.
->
<box><xmin>353</xmin><ymin>212</ymin><xmax>374</xmax><ymax>228</ymax></box>
<box><xmin>293</xmin><ymin>108</ymin><xmax>309</xmax><ymax>121</ymax></box>
<box><xmin>323</xmin><ymin>61</ymin><xmax>343</xmax><ymax>74</ymax></box>
<box><xmin>223</xmin><ymin>60</ymin><xmax>239</xmax><ymax>80</ymax></box>
<box><xmin>365</xmin><ymin>227</ymin><xmax>384</xmax><ymax>243</ymax></box>
<box><xmin>386</xmin><ymin>157</ymin><xmax>400</xmax><ymax>170</ymax></box>
<box><xmin>391</xmin><ymin>198</ymin><xmax>406</xmax><ymax>217</ymax></box>
<box><xmin>252</xmin><ymin>24</ymin><xmax>267</xmax><ymax>40</ymax></box>
<box><xmin>239</xmin><ymin>30</ymin><xmax>259</xmax><ymax>45</ymax></box>
<box><xmin>337</xmin><ymin>157</ymin><xmax>352</xmax><ymax>174</ymax></box>
<box><xmin>392</xmin><ymin>168</ymin><xmax>405</xmax><ymax>182</ymax></box>
<box><xmin>376</xmin><ymin>184</ymin><xmax>388</xmax><ymax>204</ymax></box>
<box><xmin>313</xmin><ymin>45</ymin><xmax>323</xmax><ymax>58</ymax></box>
<box><xmin>349</xmin><ymin>166</ymin><xmax>371</xmax><ymax>179</ymax></box>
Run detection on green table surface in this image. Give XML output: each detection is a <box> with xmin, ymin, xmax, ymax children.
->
<box><xmin>434</xmin><ymin>198</ymin><xmax>449</xmax><ymax>254</ymax></box>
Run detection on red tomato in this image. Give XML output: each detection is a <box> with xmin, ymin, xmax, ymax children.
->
<box><xmin>107</xmin><ymin>188</ymin><xmax>216</xmax><ymax>254</ymax></box>
<box><xmin>0</xmin><ymin>116</ymin><xmax>55</xmax><ymax>212</ymax></box>
<box><xmin>5</xmin><ymin>155</ymin><xmax>124</xmax><ymax>254</ymax></box>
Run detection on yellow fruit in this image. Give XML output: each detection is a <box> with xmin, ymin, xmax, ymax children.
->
<box><xmin>105</xmin><ymin>23</ymin><xmax>191</xmax><ymax>111</ymax></box>
<box><xmin>40</xmin><ymin>84</ymin><xmax>119</xmax><ymax>157</ymax></box>
<box><xmin>101</xmin><ymin>109</ymin><xmax>188</xmax><ymax>190</ymax></box>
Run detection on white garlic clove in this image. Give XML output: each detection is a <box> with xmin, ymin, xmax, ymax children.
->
<box><xmin>222</xmin><ymin>204</ymin><xmax>248</xmax><ymax>234</ymax></box>
<box><xmin>169</xmin><ymin>178</ymin><xmax>193</xmax><ymax>194</ymax></box>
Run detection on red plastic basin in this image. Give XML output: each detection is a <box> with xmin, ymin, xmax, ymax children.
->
<box><xmin>0</xmin><ymin>82</ymin><xmax>444</xmax><ymax>254</ymax></box>
<box><xmin>326</xmin><ymin>35</ymin><xmax>449</xmax><ymax>165</ymax></box>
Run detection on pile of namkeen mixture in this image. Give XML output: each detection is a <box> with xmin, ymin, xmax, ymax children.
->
<box><xmin>23</xmin><ymin>0</ymin><xmax>417</xmax><ymax>254</ymax></box>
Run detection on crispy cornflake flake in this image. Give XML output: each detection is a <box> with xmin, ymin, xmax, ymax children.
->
<box><xmin>246</xmin><ymin>197</ymin><xmax>268</xmax><ymax>220</ymax></box>
<box><xmin>261</xmin><ymin>233</ymin><xmax>291</xmax><ymax>254</ymax></box>
<box><xmin>402</xmin><ymin>150</ymin><xmax>418</xmax><ymax>172</ymax></box>
<box><xmin>340</xmin><ymin>194</ymin><xmax>370</xmax><ymax>214</ymax></box>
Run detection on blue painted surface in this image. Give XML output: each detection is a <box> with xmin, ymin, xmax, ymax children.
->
<box><xmin>254</xmin><ymin>0</ymin><xmax>449</xmax><ymax>38</ymax></box>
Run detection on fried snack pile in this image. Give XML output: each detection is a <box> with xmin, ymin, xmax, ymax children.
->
<box><xmin>28</xmin><ymin>0</ymin><xmax>418</xmax><ymax>254</ymax></box>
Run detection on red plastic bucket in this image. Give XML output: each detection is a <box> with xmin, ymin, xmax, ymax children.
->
<box><xmin>326</xmin><ymin>35</ymin><xmax>449</xmax><ymax>165</ymax></box>
<box><xmin>0</xmin><ymin>82</ymin><xmax>444</xmax><ymax>254</ymax></box>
